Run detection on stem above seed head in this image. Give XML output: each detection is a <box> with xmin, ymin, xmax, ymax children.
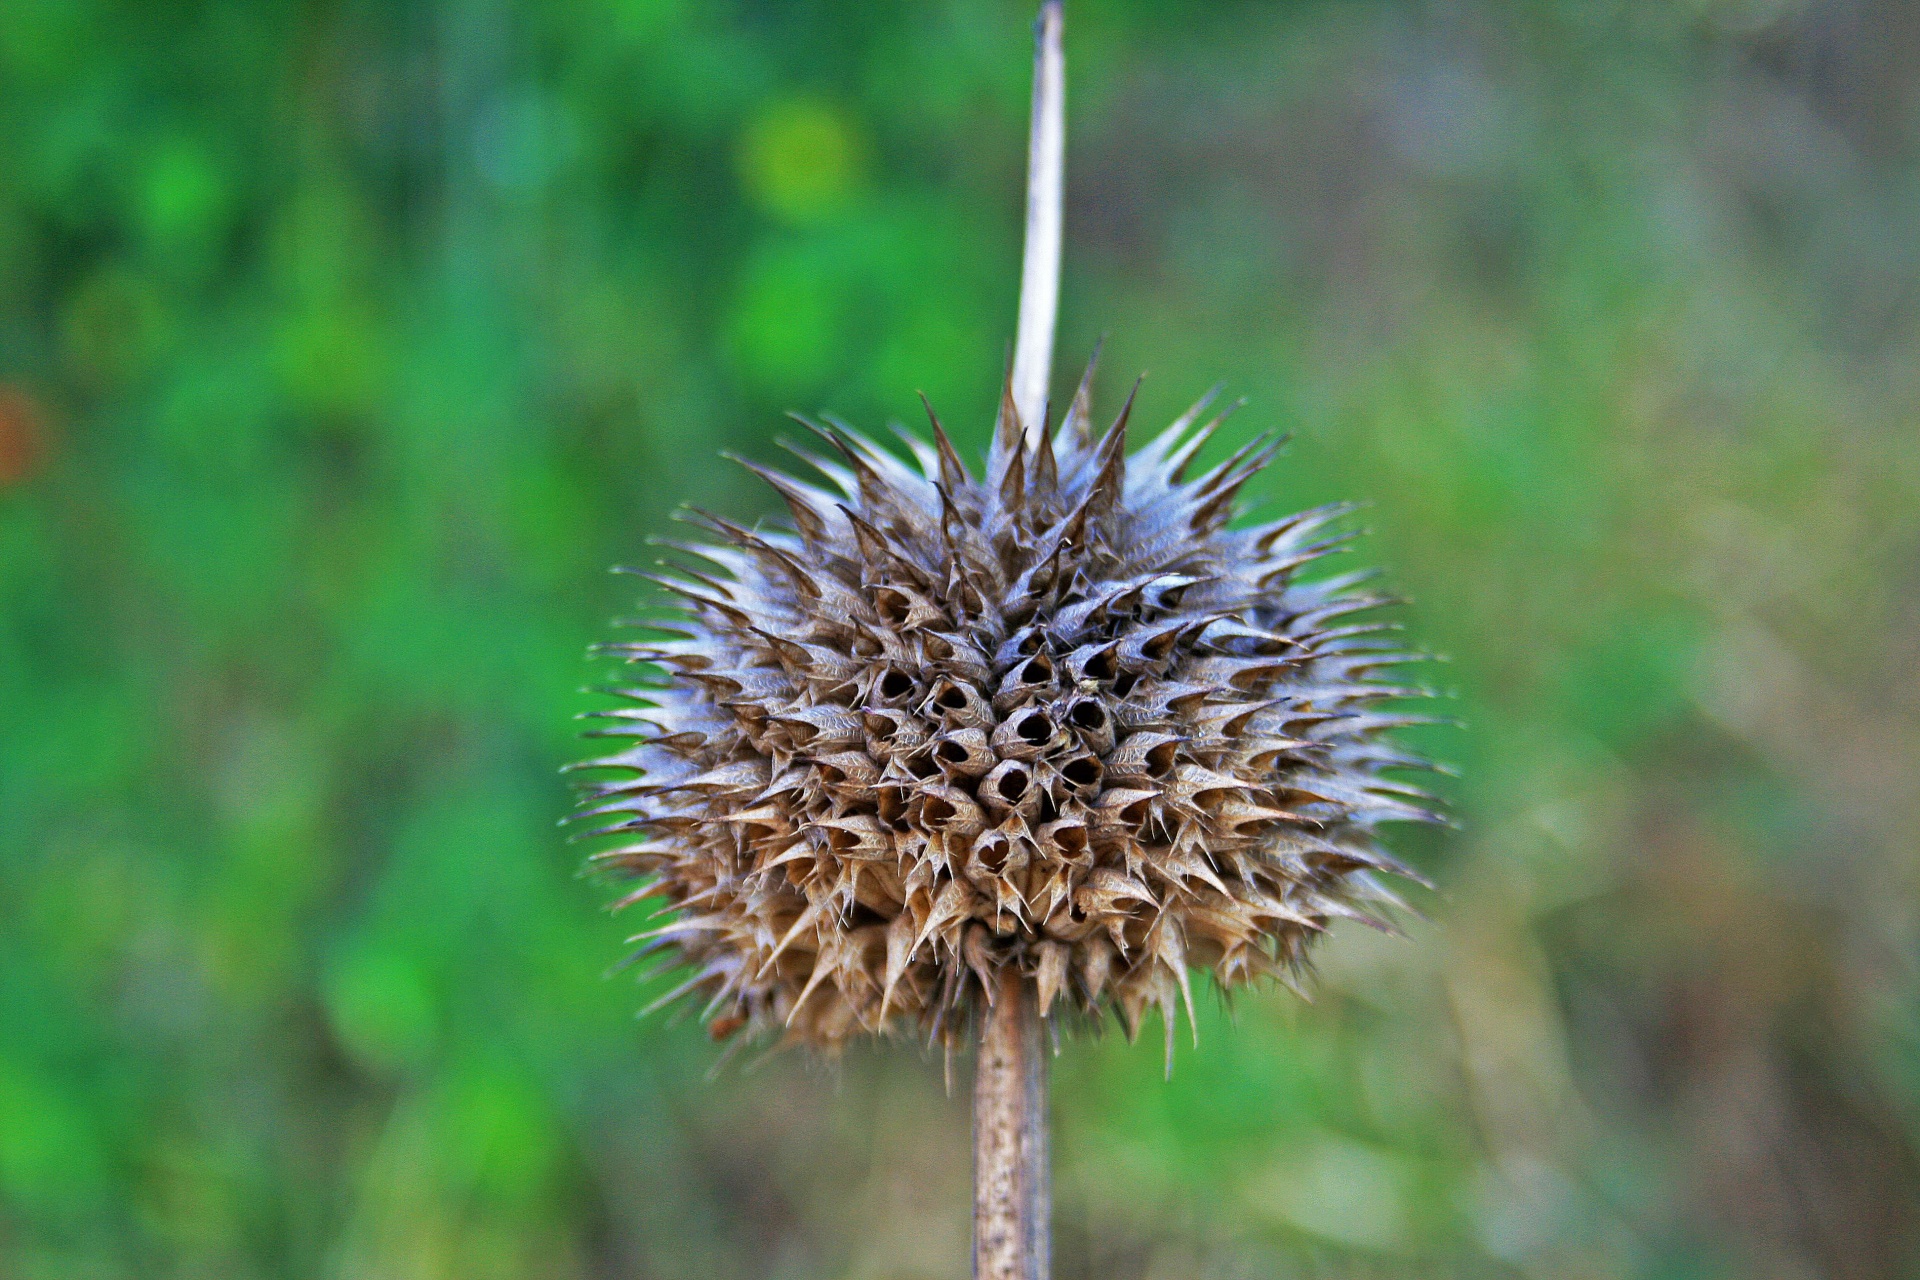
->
<box><xmin>1011</xmin><ymin>0</ymin><xmax>1065</xmax><ymax>449</ymax></box>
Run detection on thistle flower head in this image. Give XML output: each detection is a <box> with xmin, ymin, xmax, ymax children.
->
<box><xmin>574</xmin><ymin>366</ymin><xmax>1438</xmax><ymax>1056</ymax></box>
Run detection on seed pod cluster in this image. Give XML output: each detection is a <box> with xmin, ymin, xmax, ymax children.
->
<box><xmin>574</xmin><ymin>364</ymin><xmax>1438</xmax><ymax>1055</ymax></box>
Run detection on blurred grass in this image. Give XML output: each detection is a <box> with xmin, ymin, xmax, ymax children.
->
<box><xmin>3</xmin><ymin>1</ymin><xmax>1919</xmax><ymax>1277</ymax></box>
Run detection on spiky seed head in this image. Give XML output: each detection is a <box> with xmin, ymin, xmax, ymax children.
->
<box><xmin>572</xmin><ymin>365</ymin><xmax>1439</xmax><ymax>1059</ymax></box>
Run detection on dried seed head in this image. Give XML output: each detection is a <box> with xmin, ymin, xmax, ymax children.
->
<box><xmin>573</xmin><ymin>368</ymin><xmax>1440</xmax><ymax>1057</ymax></box>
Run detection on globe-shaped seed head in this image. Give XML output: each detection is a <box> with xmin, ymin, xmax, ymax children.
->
<box><xmin>574</xmin><ymin>366</ymin><xmax>1439</xmax><ymax>1057</ymax></box>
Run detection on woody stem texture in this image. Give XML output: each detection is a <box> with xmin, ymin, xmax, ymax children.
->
<box><xmin>973</xmin><ymin>965</ymin><xmax>1050</xmax><ymax>1280</ymax></box>
<box><xmin>973</xmin><ymin>8</ymin><xmax>1063</xmax><ymax>1276</ymax></box>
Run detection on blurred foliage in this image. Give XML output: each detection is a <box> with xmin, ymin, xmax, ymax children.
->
<box><xmin>4</xmin><ymin>0</ymin><xmax>1920</xmax><ymax>1277</ymax></box>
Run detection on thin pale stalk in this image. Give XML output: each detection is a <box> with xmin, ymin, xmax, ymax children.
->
<box><xmin>978</xmin><ymin>8</ymin><xmax>1061</xmax><ymax>1277</ymax></box>
<box><xmin>973</xmin><ymin>966</ymin><xmax>1050</xmax><ymax>1280</ymax></box>
<box><xmin>1011</xmin><ymin>0</ymin><xmax>1065</xmax><ymax>447</ymax></box>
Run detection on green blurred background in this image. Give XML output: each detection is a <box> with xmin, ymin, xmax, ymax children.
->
<box><xmin>4</xmin><ymin>0</ymin><xmax>1919</xmax><ymax>1276</ymax></box>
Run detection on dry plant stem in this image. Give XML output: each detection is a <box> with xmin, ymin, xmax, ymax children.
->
<box><xmin>1011</xmin><ymin>0</ymin><xmax>1065</xmax><ymax>446</ymax></box>
<box><xmin>974</xmin><ymin>9</ymin><xmax>1063</xmax><ymax>1275</ymax></box>
<box><xmin>975</xmin><ymin>10</ymin><xmax>1063</xmax><ymax>1277</ymax></box>
<box><xmin>973</xmin><ymin>966</ymin><xmax>1050</xmax><ymax>1280</ymax></box>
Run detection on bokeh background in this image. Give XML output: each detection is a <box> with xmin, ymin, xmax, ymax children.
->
<box><xmin>4</xmin><ymin>0</ymin><xmax>1920</xmax><ymax>1276</ymax></box>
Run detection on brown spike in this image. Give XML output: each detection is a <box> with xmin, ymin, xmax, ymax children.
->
<box><xmin>1059</xmin><ymin>337</ymin><xmax>1104</xmax><ymax>449</ymax></box>
<box><xmin>993</xmin><ymin>367</ymin><xmax>1026</xmax><ymax>457</ymax></box>
<box><xmin>1130</xmin><ymin>384</ymin><xmax>1220</xmax><ymax>476</ymax></box>
<box><xmin>1165</xmin><ymin>398</ymin><xmax>1246</xmax><ymax>484</ymax></box>
<box><xmin>791</xmin><ymin>413</ymin><xmax>901</xmax><ymax>518</ymax></box>
<box><xmin>1032</xmin><ymin>404</ymin><xmax>1059</xmax><ymax>493</ymax></box>
<box><xmin>1084</xmin><ymin>376</ymin><xmax>1140</xmax><ymax>520</ymax></box>
<box><xmin>680</xmin><ymin>508</ymin><xmax>821</xmax><ymax>598</ymax></box>
<box><xmin>838</xmin><ymin>506</ymin><xmax>933</xmax><ymax>589</ymax></box>
<box><xmin>918</xmin><ymin>392</ymin><xmax>971</xmax><ymax>491</ymax></box>
<box><xmin>1190</xmin><ymin>434</ymin><xmax>1286</xmax><ymax>531</ymax></box>
<box><xmin>997</xmin><ymin>432</ymin><xmax>1028</xmax><ymax>514</ymax></box>
<box><xmin>986</xmin><ymin>370</ymin><xmax>1028</xmax><ymax>498</ymax></box>
<box><xmin>1106</xmin><ymin>373</ymin><xmax>1143</xmax><ymax>445</ymax></box>
<box><xmin>722</xmin><ymin>452</ymin><xmax>837</xmax><ymax>545</ymax></box>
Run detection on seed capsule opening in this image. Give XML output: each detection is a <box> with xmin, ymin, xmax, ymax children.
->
<box><xmin>1060</xmin><ymin>755</ymin><xmax>1102</xmax><ymax>790</ymax></box>
<box><xmin>933</xmin><ymin>728</ymin><xmax>994</xmax><ymax>777</ymax></box>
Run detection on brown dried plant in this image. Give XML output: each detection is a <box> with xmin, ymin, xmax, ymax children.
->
<box><xmin>571</xmin><ymin>366</ymin><xmax>1439</xmax><ymax>1067</ymax></box>
<box><xmin>571</xmin><ymin>14</ymin><xmax>1437</xmax><ymax>1275</ymax></box>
